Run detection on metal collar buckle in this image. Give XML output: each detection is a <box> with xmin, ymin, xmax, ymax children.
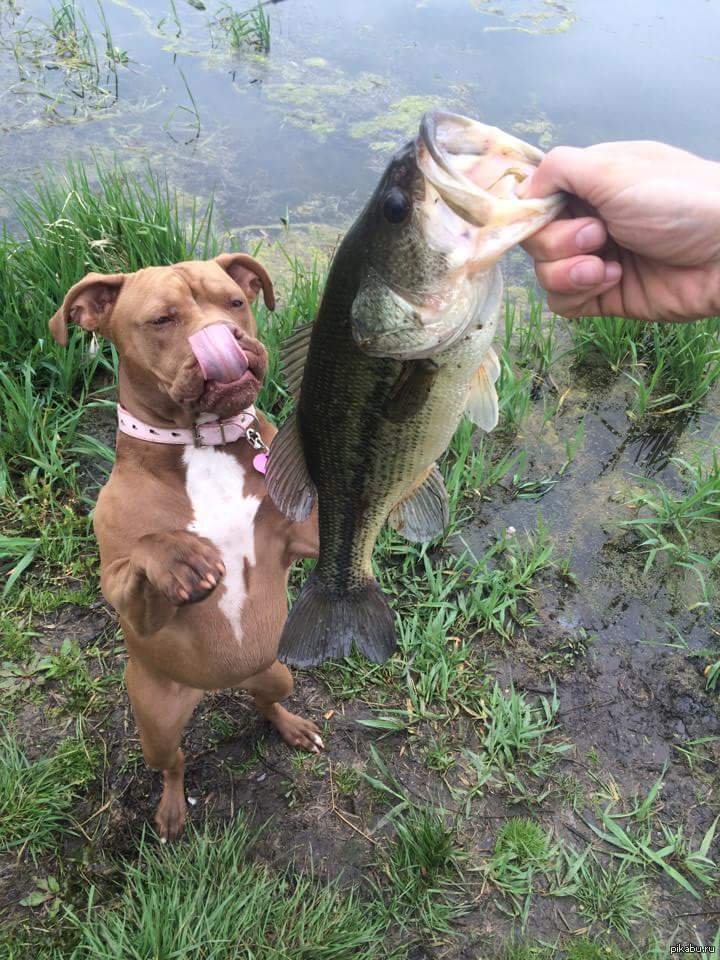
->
<box><xmin>245</xmin><ymin>426</ymin><xmax>269</xmax><ymax>454</ymax></box>
<box><xmin>193</xmin><ymin>420</ymin><xmax>231</xmax><ymax>448</ymax></box>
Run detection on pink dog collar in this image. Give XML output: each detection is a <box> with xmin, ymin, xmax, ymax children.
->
<box><xmin>117</xmin><ymin>403</ymin><xmax>261</xmax><ymax>449</ymax></box>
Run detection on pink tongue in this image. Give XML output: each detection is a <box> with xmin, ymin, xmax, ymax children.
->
<box><xmin>188</xmin><ymin>325</ymin><xmax>249</xmax><ymax>383</ymax></box>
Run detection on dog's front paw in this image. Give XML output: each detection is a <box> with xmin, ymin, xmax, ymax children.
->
<box><xmin>135</xmin><ymin>531</ymin><xmax>225</xmax><ymax>606</ymax></box>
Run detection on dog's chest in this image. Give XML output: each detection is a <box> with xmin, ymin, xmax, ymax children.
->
<box><xmin>182</xmin><ymin>445</ymin><xmax>261</xmax><ymax>643</ymax></box>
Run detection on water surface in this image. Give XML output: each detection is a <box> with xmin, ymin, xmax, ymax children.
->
<box><xmin>1</xmin><ymin>0</ymin><xmax>718</xmax><ymax>244</ymax></box>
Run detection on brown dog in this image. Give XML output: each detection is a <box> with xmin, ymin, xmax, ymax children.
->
<box><xmin>49</xmin><ymin>253</ymin><xmax>323</xmax><ymax>840</ymax></box>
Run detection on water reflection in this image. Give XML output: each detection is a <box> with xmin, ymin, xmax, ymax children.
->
<box><xmin>0</xmin><ymin>0</ymin><xmax>718</xmax><ymax>234</ymax></box>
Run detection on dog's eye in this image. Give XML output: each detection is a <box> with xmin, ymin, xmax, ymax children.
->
<box><xmin>151</xmin><ymin>316</ymin><xmax>173</xmax><ymax>326</ymax></box>
<box><xmin>231</xmin><ymin>299</ymin><xmax>245</xmax><ymax>309</ymax></box>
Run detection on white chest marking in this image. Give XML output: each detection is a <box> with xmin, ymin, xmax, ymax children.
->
<box><xmin>182</xmin><ymin>446</ymin><xmax>261</xmax><ymax>643</ymax></box>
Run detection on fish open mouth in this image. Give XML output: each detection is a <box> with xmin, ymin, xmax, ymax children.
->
<box><xmin>350</xmin><ymin>111</ymin><xmax>565</xmax><ymax>364</ymax></box>
<box><xmin>417</xmin><ymin>110</ymin><xmax>565</xmax><ymax>244</ymax></box>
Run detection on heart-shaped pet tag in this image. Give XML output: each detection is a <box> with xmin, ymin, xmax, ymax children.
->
<box><xmin>253</xmin><ymin>453</ymin><xmax>268</xmax><ymax>474</ymax></box>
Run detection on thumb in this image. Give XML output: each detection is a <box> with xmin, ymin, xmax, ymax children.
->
<box><xmin>519</xmin><ymin>145</ymin><xmax>590</xmax><ymax>200</ymax></box>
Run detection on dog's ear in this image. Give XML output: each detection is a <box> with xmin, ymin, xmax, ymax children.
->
<box><xmin>215</xmin><ymin>253</ymin><xmax>275</xmax><ymax>310</ymax></box>
<box><xmin>49</xmin><ymin>272</ymin><xmax>125</xmax><ymax>347</ymax></box>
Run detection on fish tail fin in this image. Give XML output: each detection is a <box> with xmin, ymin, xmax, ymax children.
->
<box><xmin>279</xmin><ymin>572</ymin><xmax>396</xmax><ymax>667</ymax></box>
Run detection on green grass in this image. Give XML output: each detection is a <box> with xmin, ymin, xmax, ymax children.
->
<box><xmin>320</xmin><ymin>523</ymin><xmax>560</xmax><ymax>725</ymax></box>
<box><xmin>508</xmin><ymin>293</ymin><xmax>559</xmax><ymax>376</ymax></box>
<box><xmin>0</xmin><ymin>0</ymin><xmax>127</xmax><ymax>121</ymax></box>
<box><xmin>622</xmin><ymin>448</ymin><xmax>720</xmax><ymax>602</ymax></box>
<box><xmin>570</xmin><ymin>313</ymin><xmax>720</xmax><ymax>418</ymax></box>
<box><xmin>570</xmin><ymin>856</ymin><xmax>648</xmax><ymax>938</ymax></box>
<box><xmin>563</xmin><ymin>942</ymin><xmax>626</xmax><ymax>960</ymax></box>
<box><xmin>65</xmin><ymin>818</ymin><xmax>397</xmax><ymax>959</ymax></box>
<box><xmin>584</xmin><ymin>796</ymin><xmax>719</xmax><ymax>900</ymax></box>
<box><xmin>0</xmin><ymin>160</ymin><xmax>218</xmax><ymax>591</ymax></box>
<box><xmin>570</xmin><ymin>315</ymin><xmax>644</xmax><ymax>372</ymax></box>
<box><xmin>374</xmin><ymin>807</ymin><xmax>465</xmax><ymax>935</ymax></box>
<box><xmin>0</xmin><ymin>725</ymin><xmax>96</xmax><ymax>854</ymax></box>
<box><xmin>494</xmin><ymin>817</ymin><xmax>552</xmax><ymax>867</ymax></box>
<box><xmin>479</xmin><ymin>682</ymin><xmax>569</xmax><ymax>770</ymax></box>
<box><xmin>487</xmin><ymin>816</ymin><xmax>554</xmax><ymax>911</ymax></box>
<box><xmin>213</xmin><ymin>2</ymin><xmax>271</xmax><ymax>53</ymax></box>
<box><xmin>1</xmin><ymin>160</ymin><xmax>717</xmax><ymax>957</ymax></box>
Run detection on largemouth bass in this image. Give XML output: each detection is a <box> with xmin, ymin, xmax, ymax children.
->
<box><xmin>266</xmin><ymin>111</ymin><xmax>564</xmax><ymax>667</ymax></box>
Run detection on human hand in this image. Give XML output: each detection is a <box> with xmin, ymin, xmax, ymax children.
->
<box><xmin>519</xmin><ymin>141</ymin><xmax>720</xmax><ymax>322</ymax></box>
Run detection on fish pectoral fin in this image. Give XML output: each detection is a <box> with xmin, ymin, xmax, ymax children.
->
<box><xmin>265</xmin><ymin>411</ymin><xmax>317</xmax><ymax>521</ymax></box>
<box><xmin>466</xmin><ymin>347</ymin><xmax>500</xmax><ymax>432</ymax></box>
<box><xmin>387</xmin><ymin>464</ymin><xmax>449</xmax><ymax>543</ymax></box>
<box><xmin>281</xmin><ymin>321</ymin><xmax>314</xmax><ymax>398</ymax></box>
<box><xmin>382</xmin><ymin>358</ymin><xmax>440</xmax><ymax>423</ymax></box>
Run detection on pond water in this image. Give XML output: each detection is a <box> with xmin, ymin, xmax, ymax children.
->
<box><xmin>1</xmin><ymin>0</ymin><xmax>719</xmax><ymax>249</ymax></box>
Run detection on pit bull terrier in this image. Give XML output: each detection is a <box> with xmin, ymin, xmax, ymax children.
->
<box><xmin>49</xmin><ymin>253</ymin><xmax>323</xmax><ymax>840</ymax></box>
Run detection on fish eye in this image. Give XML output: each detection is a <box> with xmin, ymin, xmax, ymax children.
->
<box><xmin>382</xmin><ymin>188</ymin><xmax>410</xmax><ymax>224</ymax></box>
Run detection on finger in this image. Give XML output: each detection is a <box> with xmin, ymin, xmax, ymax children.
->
<box><xmin>523</xmin><ymin>217</ymin><xmax>607</xmax><ymax>262</ymax></box>
<box><xmin>535</xmin><ymin>256</ymin><xmax>621</xmax><ymax>296</ymax></box>
<box><xmin>519</xmin><ymin>145</ymin><xmax>608</xmax><ymax>204</ymax></box>
<box><xmin>547</xmin><ymin>279</ymin><xmax>626</xmax><ymax>319</ymax></box>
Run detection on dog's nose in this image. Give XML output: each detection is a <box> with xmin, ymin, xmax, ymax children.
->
<box><xmin>188</xmin><ymin>324</ymin><xmax>249</xmax><ymax>382</ymax></box>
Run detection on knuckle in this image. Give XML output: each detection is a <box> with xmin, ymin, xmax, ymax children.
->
<box><xmin>534</xmin><ymin>262</ymin><xmax>553</xmax><ymax>290</ymax></box>
<box><xmin>545</xmin><ymin>145</ymin><xmax>577</xmax><ymax>170</ymax></box>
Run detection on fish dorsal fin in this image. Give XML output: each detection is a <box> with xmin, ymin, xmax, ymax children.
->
<box><xmin>280</xmin><ymin>321</ymin><xmax>314</xmax><ymax>398</ymax></box>
<box><xmin>466</xmin><ymin>347</ymin><xmax>500</xmax><ymax>432</ymax></box>
<box><xmin>387</xmin><ymin>465</ymin><xmax>449</xmax><ymax>543</ymax></box>
<box><xmin>265</xmin><ymin>410</ymin><xmax>316</xmax><ymax>521</ymax></box>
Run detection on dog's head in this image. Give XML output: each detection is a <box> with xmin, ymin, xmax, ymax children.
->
<box><xmin>49</xmin><ymin>253</ymin><xmax>274</xmax><ymax>423</ymax></box>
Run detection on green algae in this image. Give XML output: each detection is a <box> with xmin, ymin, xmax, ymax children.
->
<box><xmin>512</xmin><ymin>109</ymin><xmax>556</xmax><ymax>150</ymax></box>
<box><xmin>232</xmin><ymin>222</ymin><xmax>344</xmax><ymax>282</ymax></box>
<box><xmin>348</xmin><ymin>94</ymin><xmax>445</xmax><ymax>152</ymax></box>
<box><xmin>263</xmin><ymin>60</ymin><xmax>391</xmax><ymax>142</ymax></box>
<box><xmin>471</xmin><ymin>0</ymin><xmax>578</xmax><ymax>35</ymax></box>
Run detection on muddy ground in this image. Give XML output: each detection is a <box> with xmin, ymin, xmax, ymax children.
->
<box><xmin>1</xmin><ymin>337</ymin><xmax>718</xmax><ymax>955</ymax></box>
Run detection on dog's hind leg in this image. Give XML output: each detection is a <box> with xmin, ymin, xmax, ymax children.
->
<box><xmin>241</xmin><ymin>660</ymin><xmax>324</xmax><ymax>754</ymax></box>
<box><xmin>125</xmin><ymin>657</ymin><xmax>203</xmax><ymax>841</ymax></box>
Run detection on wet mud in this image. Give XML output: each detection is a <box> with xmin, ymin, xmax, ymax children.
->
<box><xmin>2</xmin><ymin>347</ymin><xmax>718</xmax><ymax>952</ymax></box>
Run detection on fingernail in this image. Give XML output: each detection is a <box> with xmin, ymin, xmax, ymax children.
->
<box><xmin>604</xmin><ymin>261</ymin><xmax>622</xmax><ymax>283</ymax></box>
<box><xmin>575</xmin><ymin>222</ymin><xmax>604</xmax><ymax>252</ymax></box>
<box><xmin>569</xmin><ymin>260</ymin><xmax>605</xmax><ymax>286</ymax></box>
